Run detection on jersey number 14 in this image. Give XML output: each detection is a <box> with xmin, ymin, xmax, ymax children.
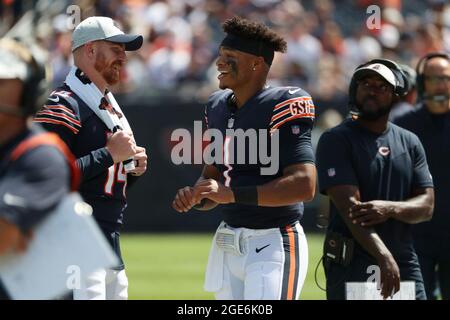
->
<box><xmin>104</xmin><ymin>162</ymin><xmax>127</xmax><ymax>197</ymax></box>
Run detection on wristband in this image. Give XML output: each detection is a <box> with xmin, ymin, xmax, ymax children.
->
<box><xmin>231</xmin><ymin>186</ymin><xmax>258</xmax><ymax>206</ymax></box>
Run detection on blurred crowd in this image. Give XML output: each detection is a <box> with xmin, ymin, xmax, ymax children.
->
<box><xmin>1</xmin><ymin>0</ymin><xmax>450</xmax><ymax>116</ymax></box>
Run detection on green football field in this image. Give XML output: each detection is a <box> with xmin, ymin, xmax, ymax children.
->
<box><xmin>121</xmin><ymin>232</ymin><xmax>327</xmax><ymax>300</ymax></box>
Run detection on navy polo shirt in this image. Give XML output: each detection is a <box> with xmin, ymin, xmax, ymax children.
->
<box><xmin>316</xmin><ymin>119</ymin><xmax>433</xmax><ymax>265</ymax></box>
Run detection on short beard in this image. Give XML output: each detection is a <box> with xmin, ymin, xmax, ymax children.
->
<box><xmin>356</xmin><ymin>99</ymin><xmax>392</xmax><ymax>121</ymax></box>
<box><xmin>94</xmin><ymin>52</ymin><xmax>122</xmax><ymax>86</ymax></box>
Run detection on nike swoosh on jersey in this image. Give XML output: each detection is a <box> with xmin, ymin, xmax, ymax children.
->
<box><xmin>288</xmin><ymin>88</ymin><xmax>301</xmax><ymax>94</ymax></box>
<box><xmin>48</xmin><ymin>96</ymin><xmax>60</xmax><ymax>103</ymax></box>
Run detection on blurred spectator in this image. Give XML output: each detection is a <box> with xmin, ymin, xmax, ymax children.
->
<box><xmin>320</xmin><ymin>21</ymin><xmax>345</xmax><ymax>56</ymax></box>
<box><xmin>0</xmin><ymin>0</ymin><xmax>448</xmax><ymax>114</ymax></box>
<box><xmin>285</xmin><ymin>19</ymin><xmax>322</xmax><ymax>89</ymax></box>
<box><xmin>146</xmin><ymin>29</ymin><xmax>191</xmax><ymax>89</ymax></box>
<box><xmin>50</xmin><ymin>14</ymin><xmax>73</xmax><ymax>87</ymax></box>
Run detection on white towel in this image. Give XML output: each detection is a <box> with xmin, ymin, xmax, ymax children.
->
<box><xmin>204</xmin><ymin>222</ymin><xmax>225</xmax><ymax>292</ymax></box>
<box><xmin>65</xmin><ymin>66</ymin><xmax>135</xmax><ymax>171</ymax></box>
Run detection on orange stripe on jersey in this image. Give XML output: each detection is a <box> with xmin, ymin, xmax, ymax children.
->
<box><xmin>36</xmin><ymin>110</ymin><xmax>81</xmax><ymax>127</ymax></box>
<box><xmin>286</xmin><ymin>225</ymin><xmax>296</xmax><ymax>300</ymax></box>
<box><xmin>44</xmin><ymin>104</ymin><xmax>77</xmax><ymax>117</ymax></box>
<box><xmin>271</xmin><ymin>106</ymin><xmax>316</xmax><ymax>124</ymax></box>
<box><xmin>11</xmin><ymin>132</ymin><xmax>80</xmax><ymax>191</ymax></box>
<box><xmin>273</xmin><ymin>96</ymin><xmax>313</xmax><ymax>112</ymax></box>
<box><xmin>271</xmin><ymin>113</ymin><xmax>314</xmax><ymax>131</ymax></box>
<box><xmin>34</xmin><ymin>118</ymin><xmax>79</xmax><ymax>134</ymax></box>
<box><xmin>270</xmin><ymin>109</ymin><xmax>291</xmax><ymax>124</ymax></box>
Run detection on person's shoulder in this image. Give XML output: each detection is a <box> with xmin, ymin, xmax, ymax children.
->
<box><xmin>21</xmin><ymin>143</ymin><xmax>67</xmax><ymax>167</ymax></box>
<box><xmin>267</xmin><ymin>86</ymin><xmax>315</xmax><ymax>129</ymax></box>
<box><xmin>34</xmin><ymin>84</ymin><xmax>82</xmax><ymax>134</ymax></box>
<box><xmin>389</xmin><ymin>122</ymin><xmax>421</xmax><ymax>144</ymax></box>
<box><xmin>391</xmin><ymin>104</ymin><xmax>424</xmax><ymax>126</ymax></box>
<box><xmin>206</xmin><ymin>89</ymin><xmax>232</xmax><ymax>112</ymax></box>
<box><xmin>13</xmin><ymin>127</ymin><xmax>68</xmax><ymax>171</ymax></box>
<box><xmin>46</xmin><ymin>84</ymin><xmax>81</xmax><ymax>112</ymax></box>
<box><xmin>390</xmin><ymin>121</ymin><xmax>418</xmax><ymax>136</ymax></box>
<box><xmin>324</xmin><ymin>118</ymin><xmax>353</xmax><ymax>135</ymax></box>
<box><xmin>264</xmin><ymin>86</ymin><xmax>313</xmax><ymax>103</ymax></box>
<box><xmin>318</xmin><ymin>119</ymin><xmax>354</xmax><ymax>144</ymax></box>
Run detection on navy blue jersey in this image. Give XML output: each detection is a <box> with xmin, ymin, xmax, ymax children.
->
<box><xmin>0</xmin><ymin>125</ymin><xmax>70</xmax><ymax>232</ymax></box>
<box><xmin>316</xmin><ymin>119</ymin><xmax>433</xmax><ymax>265</ymax></box>
<box><xmin>393</xmin><ymin>105</ymin><xmax>450</xmax><ymax>237</ymax></box>
<box><xmin>205</xmin><ymin>86</ymin><xmax>315</xmax><ymax>229</ymax></box>
<box><xmin>34</xmin><ymin>84</ymin><xmax>134</xmax><ymax>228</ymax></box>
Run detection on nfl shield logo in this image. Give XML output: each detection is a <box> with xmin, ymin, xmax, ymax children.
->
<box><xmin>291</xmin><ymin>125</ymin><xmax>300</xmax><ymax>135</ymax></box>
<box><xmin>327</xmin><ymin>168</ymin><xmax>336</xmax><ymax>177</ymax></box>
<box><xmin>228</xmin><ymin>117</ymin><xmax>235</xmax><ymax>128</ymax></box>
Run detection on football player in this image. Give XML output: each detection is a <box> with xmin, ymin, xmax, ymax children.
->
<box><xmin>173</xmin><ymin>17</ymin><xmax>317</xmax><ymax>300</ymax></box>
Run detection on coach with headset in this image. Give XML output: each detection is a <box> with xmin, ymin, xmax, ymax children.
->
<box><xmin>393</xmin><ymin>53</ymin><xmax>450</xmax><ymax>300</ymax></box>
<box><xmin>316</xmin><ymin>59</ymin><xmax>435</xmax><ymax>300</ymax></box>
<box><xmin>0</xmin><ymin>38</ymin><xmax>78</xmax><ymax>299</ymax></box>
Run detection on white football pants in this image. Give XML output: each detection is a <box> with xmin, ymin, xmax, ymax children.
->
<box><xmin>73</xmin><ymin>268</ymin><xmax>128</xmax><ymax>300</ymax></box>
<box><xmin>207</xmin><ymin>221</ymin><xmax>308</xmax><ymax>300</ymax></box>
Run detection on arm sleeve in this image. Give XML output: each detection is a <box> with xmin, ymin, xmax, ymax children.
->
<box><xmin>270</xmin><ymin>90</ymin><xmax>316</xmax><ymax>169</ymax></box>
<box><xmin>203</xmin><ymin>104</ymin><xmax>220</xmax><ymax>168</ymax></box>
<box><xmin>35</xmin><ymin>95</ymin><xmax>113</xmax><ymax>180</ymax></box>
<box><xmin>0</xmin><ymin>146</ymin><xmax>70</xmax><ymax>232</ymax></box>
<box><xmin>278</xmin><ymin>119</ymin><xmax>315</xmax><ymax>169</ymax></box>
<box><xmin>75</xmin><ymin>148</ymin><xmax>114</xmax><ymax>180</ymax></box>
<box><xmin>316</xmin><ymin>131</ymin><xmax>359</xmax><ymax>195</ymax></box>
<box><xmin>411</xmin><ymin>135</ymin><xmax>434</xmax><ymax>189</ymax></box>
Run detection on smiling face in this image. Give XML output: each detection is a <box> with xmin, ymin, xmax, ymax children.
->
<box><xmin>93</xmin><ymin>41</ymin><xmax>126</xmax><ymax>86</ymax></box>
<box><xmin>423</xmin><ymin>56</ymin><xmax>450</xmax><ymax>114</ymax></box>
<box><xmin>216</xmin><ymin>46</ymin><xmax>257</xmax><ymax>91</ymax></box>
<box><xmin>355</xmin><ymin>73</ymin><xmax>395</xmax><ymax>121</ymax></box>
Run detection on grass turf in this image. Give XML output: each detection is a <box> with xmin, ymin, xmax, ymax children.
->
<box><xmin>121</xmin><ymin>232</ymin><xmax>326</xmax><ymax>300</ymax></box>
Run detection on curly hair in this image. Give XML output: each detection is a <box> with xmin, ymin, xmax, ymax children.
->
<box><xmin>222</xmin><ymin>16</ymin><xmax>287</xmax><ymax>53</ymax></box>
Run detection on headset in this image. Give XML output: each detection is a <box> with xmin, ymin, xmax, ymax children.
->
<box><xmin>415</xmin><ymin>52</ymin><xmax>450</xmax><ymax>102</ymax></box>
<box><xmin>0</xmin><ymin>38</ymin><xmax>51</xmax><ymax>117</ymax></box>
<box><xmin>348</xmin><ymin>58</ymin><xmax>409</xmax><ymax>117</ymax></box>
<box><xmin>399</xmin><ymin>64</ymin><xmax>416</xmax><ymax>92</ymax></box>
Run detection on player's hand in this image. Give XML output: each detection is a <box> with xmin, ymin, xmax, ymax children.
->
<box><xmin>377</xmin><ymin>253</ymin><xmax>401</xmax><ymax>300</ymax></box>
<box><xmin>172</xmin><ymin>186</ymin><xmax>200</xmax><ymax>213</ymax></box>
<box><xmin>349</xmin><ymin>200</ymin><xmax>392</xmax><ymax>227</ymax></box>
<box><xmin>129</xmin><ymin>146</ymin><xmax>147</xmax><ymax>176</ymax></box>
<box><xmin>106</xmin><ymin>131</ymin><xmax>137</xmax><ymax>164</ymax></box>
<box><xmin>195</xmin><ymin>179</ymin><xmax>234</xmax><ymax>204</ymax></box>
<box><xmin>0</xmin><ymin>219</ymin><xmax>32</xmax><ymax>255</ymax></box>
